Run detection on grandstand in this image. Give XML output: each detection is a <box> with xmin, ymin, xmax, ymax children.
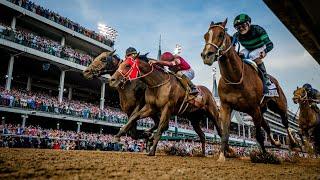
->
<box><xmin>0</xmin><ymin>0</ymin><xmax>299</xmax><ymax>149</ymax></box>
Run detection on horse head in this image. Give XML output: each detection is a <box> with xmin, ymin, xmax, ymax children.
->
<box><xmin>293</xmin><ymin>87</ymin><xmax>308</xmax><ymax>104</ymax></box>
<box><xmin>83</xmin><ymin>50</ymin><xmax>119</xmax><ymax>80</ymax></box>
<box><xmin>201</xmin><ymin>19</ymin><xmax>231</xmax><ymax>66</ymax></box>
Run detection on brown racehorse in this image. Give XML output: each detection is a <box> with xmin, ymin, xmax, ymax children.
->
<box><xmin>293</xmin><ymin>87</ymin><xmax>320</xmax><ymax>154</ymax></box>
<box><xmin>83</xmin><ymin>51</ymin><xmax>160</xmax><ymax>138</ymax></box>
<box><xmin>201</xmin><ymin>19</ymin><xmax>296</xmax><ymax>162</ymax></box>
<box><xmin>109</xmin><ymin>56</ymin><xmax>221</xmax><ymax>156</ymax></box>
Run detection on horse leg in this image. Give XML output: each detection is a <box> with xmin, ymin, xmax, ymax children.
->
<box><xmin>217</xmin><ymin>104</ymin><xmax>231</xmax><ymax>162</ymax></box>
<box><xmin>190</xmin><ymin>118</ymin><xmax>206</xmax><ymax>156</ymax></box>
<box><xmin>261</xmin><ymin>117</ymin><xmax>281</xmax><ymax>147</ymax></box>
<box><xmin>114</xmin><ymin>104</ymin><xmax>154</xmax><ymax>141</ymax></box>
<box><xmin>144</xmin><ymin>115</ymin><xmax>160</xmax><ymax>137</ymax></box>
<box><xmin>148</xmin><ymin>104</ymin><xmax>172</xmax><ymax>156</ymax></box>
<box><xmin>250</xmin><ymin>108</ymin><xmax>267</xmax><ymax>153</ymax></box>
<box><xmin>268</xmin><ymin>97</ymin><xmax>296</xmax><ymax>147</ymax></box>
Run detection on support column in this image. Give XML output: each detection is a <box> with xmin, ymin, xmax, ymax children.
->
<box><xmin>100</xmin><ymin>81</ymin><xmax>106</xmax><ymax>109</ymax></box>
<box><xmin>58</xmin><ymin>70</ymin><xmax>65</xmax><ymax>103</ymax></box>
<box><xmin>26</xmin><ymin>76</ymin><xmax>32</xmax><ymax>91</ymax></box>
<box><xmin>77</xmin><ymin>122</ymin><xmax>82</xmax><ymax>133</ymax></box>
<box><xmin>175</xmin><ymin>116</ymin><xmax>178</xmax><ymax>127</ymax></box>
<box><xmin>61</xmin><ymin>36</ymin><xmax>65</xmax><ymax>46</ymax></box>
<box><xmin>238</xmin><ymin>123</ymin><xmax>241</xmax><ymax>137</ymax></box>
<box><xmin>68</xmin><ymin>87</ymin><xmax>72</xmax><ymax>100</ymax></box>
<box><xmin>100</xmin><ymin>127</ymin><xmax>103</xmax><ymax>134</ymax></box>
<box><xmin>265</xmin><ymin>132</ymin><xmax>268</xmax><ymax>141</ymax></box>
<box><xmin>248</xmin><ymin>126</ymin><xmax>251</xmax><ymax>139</ymax></box>
<box><xmin>11</xmin><ymin>16</ymin><xmax>16</xmax><ymax>30</ymax></box>
<box><xmin>21</xmin><ymin>114</ymin><xmax>28</xmax><ymax>128</ymax></box>
<box><xmin>57</xmin><ymin>122</ymin><xmax>60</xmax><ymax>130</ymax></box>
<box><xmin>5</xmin><ymin>56</ymin><xmax>14</xmax><ymax>91</ymax></box>
<box><xmin>1</xmin><ymin>117</ymin><xmax>5</xmax><ymax>126</ymax></box>
<box><xmin>243</xmin><ymin>124</ymin><xmax>246</xmax><ymax>138</ymax></box>
<box><xmin>206</xmin><ymin>118</ymin><xmax>209</xmax><ymax>130</ymax></box>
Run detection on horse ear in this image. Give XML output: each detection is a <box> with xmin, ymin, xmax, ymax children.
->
<box><xmin>210</xmin><ymin>21</ymin><xmax>215</xmax><ymax>26</ymax></box>
<box><xmin>222</xmin><ymin>18</ymin><xmax>228</xmax><ymax>27</ymax></box>
<box><xmin>296</xmin><ymin>86</ymin><xmax>299</xmax><ymax>90</ymax></box>
<box><xmin>110</xmin><ymin>49</ymin><xmax>116</xmax><ymax>56</ymax></box>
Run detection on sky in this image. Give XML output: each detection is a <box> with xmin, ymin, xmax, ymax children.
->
<box><xmin>33</xmin><ymin>0</ymin><xmax>320</xmax><ymax>112</ymax></box>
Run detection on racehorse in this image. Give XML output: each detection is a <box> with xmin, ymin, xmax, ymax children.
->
<box><xmin>293</xmin><ymin>87</ymin><xmax>320</xmax><ymax>154</ymax></box>
<box><xmin>83</xmin><ymin>51</ymin><xmax>160</xmax><ymax>139</ymax></box>
<box><xmin>200</xmin><ymin>19</ymin><xmax>296</xmax><ymax>162</ymax></box>
<box><xmin>109</xmin><ymin>55</ymin><xmax>221</xmax><ymax>156</ymax></box>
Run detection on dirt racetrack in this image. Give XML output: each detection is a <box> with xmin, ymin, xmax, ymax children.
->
<box><xmin>0</xmin><ymin>148</ymin><xmax>319</xmax><ymax>179</ymax></box>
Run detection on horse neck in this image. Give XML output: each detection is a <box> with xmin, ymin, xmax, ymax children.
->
<box><xmin>218</xmin><ymin>36</ymin><xmax>244</xmax><ymax>83</ymax></box>
<box><xmin>299</xmin><ymin>101</ymin><xmax>312</xmax><ymax>114</ymax></box>
<box><xmin>139</xmin><ymin>61</ymin><xmax>168</xmax><ymax>87</ymax></box>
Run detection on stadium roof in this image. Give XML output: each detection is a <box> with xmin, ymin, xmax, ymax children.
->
<box><xmin>263</xmin><ymin>0</ymin><xmax>320</xmax><ymax>65</ymax></box>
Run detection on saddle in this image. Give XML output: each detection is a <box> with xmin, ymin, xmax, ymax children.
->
<box><xmin>242</xmin><ymin>58</ymin><xmax>279</xmax><ymax>97</ymax></box>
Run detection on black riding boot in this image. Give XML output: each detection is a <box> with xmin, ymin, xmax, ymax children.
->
<box><xmin>257</xmin><ymin>63</ymin><xmax>270</xmax><ymax>94</ymax></box>
<box><xmin>181</xmin><ymin>75</ymin><xmax>198</xmax><ymax>95</ymax></box>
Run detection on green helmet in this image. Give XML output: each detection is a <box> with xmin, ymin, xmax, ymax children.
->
<box><xmin>233</xmin><ymin>14</ymin><xmax>251</xmax><ymax>27</ymax></box>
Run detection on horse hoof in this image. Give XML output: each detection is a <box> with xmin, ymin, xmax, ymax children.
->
<box><xmin>274</xmin><ymin>141</ymin><xmax>281</xmax><ymax>147</ymax></box>
<box><xmin>147</xmin><ymin>152</ymin><xmax>155</xmax><ymax>156</ymax></box>
<box><xmin>113</xmin><ymin>136</ymin><xmax>121</xmax><ymax>143</ymax></box>
<box><xmin>217</xmin><ymin>153</ymin><xmax>226</xmax><ymax>162</ymax></box>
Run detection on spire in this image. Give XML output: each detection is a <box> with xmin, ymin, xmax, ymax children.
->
<box><xmin>157</xmin><ymin>35</ymin><xmax>162</xmax><ymax>60</ymax></box>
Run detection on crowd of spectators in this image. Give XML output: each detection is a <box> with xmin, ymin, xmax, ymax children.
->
<box><xmin>0</xmin><ymin>123</ymin><xmax>144</xmax><ymax>152</ymax></box>
<box><xmin>0</xmin><ymin>123</ymin><xmax>315</xmax><ymax>159</ymax></box>
<box><xmin>0</xmin><ymin>24</ymin><xmax>93</xmax><ymax>67</ymax></box>
<box><xmin>6</xmin><ymin>0</ymin><xmax>114</xmax><ymax>47</ymax></box>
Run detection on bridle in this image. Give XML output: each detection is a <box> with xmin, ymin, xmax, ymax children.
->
<box><xmin>206</xmin><ymin>24</ymin><xmax>244</xmax><ymax>85</ymax></box>
<box><xmin>116</xmin><ymin>57</ymin><xmax>170</xmax><ymax>89</ymax></box>
<box><xmin>293</xmin><ymin>88</ymin><xmax>310</xmax><ymax>103</ymax></box>
<box><xmin>205</xmin><ymin>24</ymin><xmax>233</xmax><ymax>60</ymax></box>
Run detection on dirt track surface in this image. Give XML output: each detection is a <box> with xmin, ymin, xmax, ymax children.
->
<box><xmin>0</xmin><ymin>148</ymin><xmax>319</xmax><ymax>179</ymax></box>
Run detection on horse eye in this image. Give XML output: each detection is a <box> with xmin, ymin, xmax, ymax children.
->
<box><xmin>218</xmin><ymin>33</ymin><xmax>224</xmax><ymax>39</ymax></box>
<box><xmin>125</xmin><ymin>64</ymin><xmax>131</xmax><ymax>68</ymax></box>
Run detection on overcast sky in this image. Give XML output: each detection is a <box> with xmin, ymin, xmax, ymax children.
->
<box><xmin>33</xmin><ymin>0</ymin><xmax>320</xmax><ymax>112</ymax></box>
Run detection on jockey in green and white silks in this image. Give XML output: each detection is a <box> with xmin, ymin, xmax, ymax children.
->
<box><xmin>233</xmin><ymin>13</ymin><xmax>273</xmax><ymax>94</ymax></box>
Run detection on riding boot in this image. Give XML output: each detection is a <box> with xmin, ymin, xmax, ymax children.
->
<box><xmin>257</xmin><ymin>63</ymin><xmax>270</xmax><ymax>94</ymax></box>
<box><xmin>182</xmin><ymin>75</ymin><xmax>198</xmax><ymax>95</ymax></box>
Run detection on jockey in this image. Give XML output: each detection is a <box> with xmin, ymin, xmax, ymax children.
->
<box><xmin>233</xmin><ymin>13</ymin><xmax>273</xmax><ymax>94</ymax></box>
<box><xmin>303</xmin><ymin>83</ymin><xmax>320</xmax><ymax>113</ymax></box>
<box><xmin>125</xmin><ymin>47</ymin><xmax>138</xmax><ymax>58</ymax></box>
<box><xmin>149</xmin><ymin>52</ymin><xmax>198</xmax><ymax>95</ymax></box>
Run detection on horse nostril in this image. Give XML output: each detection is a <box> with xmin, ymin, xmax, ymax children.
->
<box><xmin>110</xmin><ymin>78</ymin><xmax>116</xmax><ymax>82</ymax></box>
<box><xmin>207</xmin><ymin>52</ymin><xmax>214</xmax><ymax>58</ymax></box>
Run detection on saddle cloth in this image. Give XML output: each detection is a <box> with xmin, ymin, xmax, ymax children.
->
<box><xmin>243</xmin><ymin>59</ymin><xmax>279</xmax><ymax>97</ymax></box>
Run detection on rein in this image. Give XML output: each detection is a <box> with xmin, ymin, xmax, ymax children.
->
<box><xmin>117</xmin><ymin>58</ymin><xmax>171</xmax><ymax>88</ymax></box>
<box><xmin>207</xmin><ymin>24</ymin><xmax>245</xmax><ymax>85</ymax></box>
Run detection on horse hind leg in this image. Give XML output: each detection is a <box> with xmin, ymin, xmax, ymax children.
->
<box><xmin>268</xmin><ymin>100</ymin><xmax>297</xmax><ymax>147</ymax></box>
<box><xmin>261</xmin><ymin>117</ymin><xmax>281</xmax><ymax>147</ymax></box>
<box><xmin>190</xmin><ymin>118</ymin><xmax>206</xmax><ymax>156</ymax></box>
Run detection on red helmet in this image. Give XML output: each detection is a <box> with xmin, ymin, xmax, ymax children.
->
<box><xmin>161</xmin><ymin>52</ymin><xmax>174</xmax><ymax>61</ymax></box>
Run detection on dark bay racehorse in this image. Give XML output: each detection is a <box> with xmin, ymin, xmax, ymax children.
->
<box><xmin>201</xmin><ymin>19</ymin><xmax>296</xmax><ymax>162</ymax></box>
<box><xmin>109</xmin><ymin>56</ymin><xmax>221</xmax><ymax>156</ymax></box>
<box><xmin>83</xmin><ymin>51</ymin><xmax>160</xmax><ymax>138</ymax></box>
<box><xmin>293</xmin><ymin>87</ymin><xmax>320</xmax><ymax>154</ymax></box>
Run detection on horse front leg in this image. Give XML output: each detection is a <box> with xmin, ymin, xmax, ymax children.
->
<box><xmin>191</xmin><ymin>120</ymin><xmax>206</xmax><ymax>156</ymax></box>
<box><xmin>114</xmin><ymin>104</ymin><xmax>154</xmax><ymax>142</ymax></box>
<box><xmin>217</xmin><ymin>104</ymin><xmax>231</xmax><ymax>162</ymax></box>
<box><xmin>250</xmin><ymin>108</ymin><xmax>267</xmax><ymax>153</ymax></box>
<box><xmin>148</xmin><ymin>104</ymin><xmax>172</xmax><ymax>156</ymax></box>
